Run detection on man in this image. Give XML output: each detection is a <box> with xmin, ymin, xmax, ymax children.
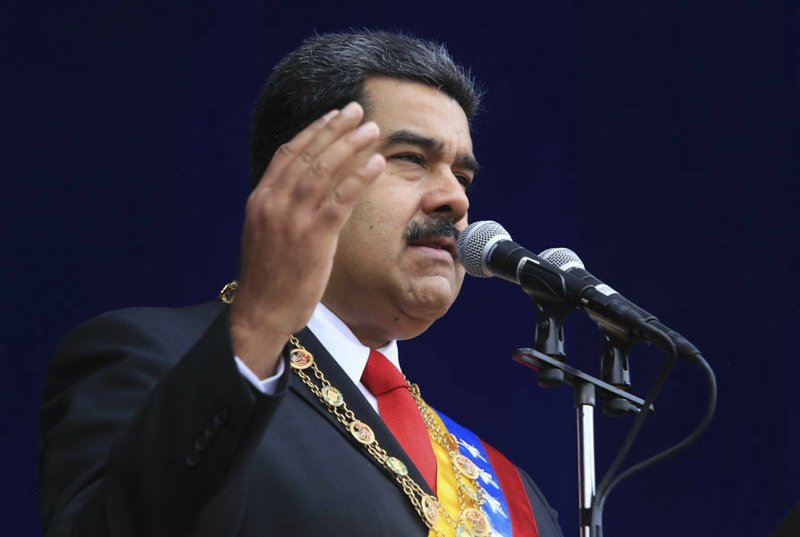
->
<box><xmin>39</xmin><ymin>31</ymin><xmax>563</xmax><ymax>536</ymax></box>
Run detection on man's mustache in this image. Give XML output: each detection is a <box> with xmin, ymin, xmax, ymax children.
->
<box><xmin>405</xmin><ymin>218</ymin><xmax>460</xmax><ymax>242</ymax></box>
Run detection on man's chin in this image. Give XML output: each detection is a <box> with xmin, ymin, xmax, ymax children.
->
<box><xmin>397</xmin><ymin>279</ymin><xmax>460</xmax><ymax>326</ymax></box>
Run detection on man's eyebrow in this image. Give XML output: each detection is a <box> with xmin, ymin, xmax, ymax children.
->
<box><xmin>381</xmin><ymin>129</ymin><xmax>480</xmax><ymax>175</ymax></box>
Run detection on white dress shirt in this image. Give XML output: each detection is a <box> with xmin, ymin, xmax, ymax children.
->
<box><xmin>235</xmin><ymin>302</ymin><xmax>400</xmax><ymax>413</ymax></box>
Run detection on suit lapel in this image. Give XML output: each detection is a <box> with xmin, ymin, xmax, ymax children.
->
<box><xmin>286</xmin><ymin>327</ymin><xmax>434</xmax><ymax>496</ymax></box>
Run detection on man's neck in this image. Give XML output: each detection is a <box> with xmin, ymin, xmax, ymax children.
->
<box><xmin>319</xmin><ymin>300</ymin><xmax>391</xmax><ymax>348</ymax></box>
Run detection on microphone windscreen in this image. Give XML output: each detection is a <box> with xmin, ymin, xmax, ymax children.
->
<box><xmin>456</xmin><ymin>220</ymin><xmax>512</xmax><ymax>278</ymax></box>
<box><xmin>538</xmin><ymin>247</ymin><xmax>586</xmax><ymax>272</ymax></box>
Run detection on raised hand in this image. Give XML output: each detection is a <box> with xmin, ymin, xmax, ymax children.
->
<box><xmin>230</xmin><ymin>102</ymin><xmax>385</xmax><ymax>378</ymax></box>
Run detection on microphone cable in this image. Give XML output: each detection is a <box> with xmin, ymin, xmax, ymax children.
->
<box><xmin>590</xmin><ymin>339</ymin><xmax>717</xmax><ymax>537</ymax></box>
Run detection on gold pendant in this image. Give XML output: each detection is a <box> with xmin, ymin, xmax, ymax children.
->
<box><xmin>421</xmin><ymin>494</ymin><xmax>440</xmax><ymax>525</ymax></box>
<box><xmin>321</xmin><ymin>386</ymin><xmax>344</xmax><ymax>407</ymax></box>
<box><xmin>385</xmin><ymin>456</ymin><xmax>408</xmax><ymax>476</ymax></box>
<box><xmin>460</xmin><ymin>508</ymin><xmax>490</xmax><ymax>537</ymax></box>
<box><xmin>349</xmin><ymin>420</ymin><xmax>375</xmax><ymax>445</ymax></box>
<box><xmin>289</xmin><ymin>348</ymin><xmax>314</xmax><ymax>370</ymax></box>
<box><xmin>445</xmin><ymin>432</ymin><xmax>459</xmax><ymax>452</ymax></box>
<box><xmin>454</xmin><ymin>454</ymin><xmax>480</xmax><ymax>480</ymax></box>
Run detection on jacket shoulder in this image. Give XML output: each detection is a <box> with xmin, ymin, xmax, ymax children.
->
<box><xmin>44</xmin><ymin>301</ymin><xmax>227</xmax><ymax>400</ymax></box>
<box><xmin>62</xmin><ymin>301</ymin><xmax>224</xmax><ymax>353</ymax></box>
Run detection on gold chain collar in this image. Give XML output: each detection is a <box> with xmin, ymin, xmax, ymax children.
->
<box><xmin>218</xmin><ymin>281</ymin><xmax>491</xmax><ymax>537</ymax></box>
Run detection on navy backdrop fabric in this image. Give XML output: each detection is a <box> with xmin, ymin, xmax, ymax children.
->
<box><xmin>3</xmin><ymin>1</ymin><xmax>798</xmax><ymax>535</ymax></box>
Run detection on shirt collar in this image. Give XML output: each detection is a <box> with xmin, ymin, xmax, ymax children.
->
<box><xmin>306</xmin><ymin>302</ymin><xmax>400</xmax><ymax>386</ymax></box>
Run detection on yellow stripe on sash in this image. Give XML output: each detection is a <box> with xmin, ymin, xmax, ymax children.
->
<box><xmin>428</xmin><ymin>410</ymin><xmax>458</xmax><ymax>537</ymax></box>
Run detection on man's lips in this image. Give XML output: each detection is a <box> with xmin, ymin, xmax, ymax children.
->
<box><xmin>407</xmin><ymin>236</ymin><xmax>457</xmax><ymax>258</ymax></box>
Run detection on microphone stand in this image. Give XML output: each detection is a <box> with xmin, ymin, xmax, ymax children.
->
<box><xmin>531</xmin><ymin>301</ymin><xmax>571</xmax><ymax>388</ymax></box>
<box><xmin>515</xmin><ymin>319</ymin><xmax>651</xmax><ymax>537</ymax></box>
<box><xmin>599</xmin><ymin>332</ymin><xmax>635</xmax><ymax>417</ymax></box>
<box><xmin>576</xmin><ymin>380</ymin><xmax>597</xmax><ymax>537</ymax></box>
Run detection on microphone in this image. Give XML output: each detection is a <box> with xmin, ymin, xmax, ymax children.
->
<box><xmin>456</xmin><ymin>220</ymin><xmax>582</xmax><ymax>306</ymax></box>
<box><xmin>539</xmin><ymin>247</ymin><xmax>701</xmax><ymax>360</ymax></box>
<box><xmin>456</xmin><ymin>221</ymin><xmax>668</xmax><ymax>347</ymax></box>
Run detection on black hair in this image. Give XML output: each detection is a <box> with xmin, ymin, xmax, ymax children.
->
<box><xmin>248</xmin><ymin>30</ymin><xmax>483</xmax><ymax>186</ymax></box>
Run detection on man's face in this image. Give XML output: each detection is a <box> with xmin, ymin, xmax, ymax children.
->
<box><xmin>322</xmin><ymin>77</ymin><xmax>476</xmax><ymax>347</ymax></box>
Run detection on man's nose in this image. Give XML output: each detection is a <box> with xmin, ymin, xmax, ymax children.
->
<box><xmin>423</xmin><ymin>168</ymin><xmax>469</xmax><ymax>223</ymax></box>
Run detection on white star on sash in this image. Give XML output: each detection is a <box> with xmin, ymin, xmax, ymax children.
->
<box><xmin>457</xmin><ymin>438</ymin><xmax>488</xmax><ymax>463</ymax></box>
<box><xmin>483</xmin><ymin>492</ymin><xmax>508</xmax><ymax>519</ymax></box>
<box><xmin>477</xmin><ymin>467</ymin><xmax>500</xmax><ymax>489</ymax></box>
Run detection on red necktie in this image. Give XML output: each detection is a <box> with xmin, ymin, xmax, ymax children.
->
<box><xmin>361</xmin><ymin>349</ymin><xmax>437</xmax><ymax>493</ymax></box>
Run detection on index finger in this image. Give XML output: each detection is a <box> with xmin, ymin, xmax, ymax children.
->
<box><xmin>254</xmin><ymin>109</ymin><xmax>340</xmax><ymax>190</ymax></box>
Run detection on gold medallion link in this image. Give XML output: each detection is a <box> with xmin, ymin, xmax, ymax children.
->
<box><xmin>321</xmin><ymin>386</ymin><xmax>344</xmax><ymax>407</ymax></box>
<box><xmin>386</xmin><ymin>456</ymin><xmax>408</xmax><ymax>476</ymax></box>
<box><xmin>460</xmin><ymin>508</ymin><xmax>490</xmax><ymax>537</ymax></box>
<box><xmin>349</xmin><ymin>420</ymin><xmax>376</xmax><ymax>445</ymax></box>
<box><xmin>421</xmin><ymin>494</ymin><xmax>440</xmax><ymax>525</ymax></box>
<box><xmin>454</xmin><ymin>454</ymin><xmax>481</xmax><ymax>480</ymax></box>
<box><xmin>445</xmin><ymin>432</ymin><xmax>459</xmax><ymax>452</ymax></box>
<box><xmin>289</xmin><ymin>348</ymin><xmax>314</xmax><ymax>370</ymax></box>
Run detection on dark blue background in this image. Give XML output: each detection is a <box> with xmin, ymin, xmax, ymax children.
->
<box><xmin>3</xmin><ymin>1</ymin><xmax>798</xmax><ymax>535</ymax></box>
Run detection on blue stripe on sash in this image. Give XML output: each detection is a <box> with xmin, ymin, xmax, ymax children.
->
<box><xmin>435</xmin><ymin>410</ymin><xmax>513</xmax><ymax>537</ymax></box>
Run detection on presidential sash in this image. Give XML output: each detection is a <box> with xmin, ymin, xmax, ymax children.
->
<box><xmin>428</xmin><ymin>410</ymin><xmax>539</xmax><ymax>537</ymax></box>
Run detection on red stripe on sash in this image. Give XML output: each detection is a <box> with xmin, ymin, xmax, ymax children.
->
<box><xmin>481</xmin><ymin>441</ymin><xmax>539</xmax><ymax>537</ymax></box>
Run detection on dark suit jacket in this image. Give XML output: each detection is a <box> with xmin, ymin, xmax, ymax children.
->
<box><xmin>39</xmin><ymin>302</ymin><xmax>563</xmax><ymax>536</ymax></box>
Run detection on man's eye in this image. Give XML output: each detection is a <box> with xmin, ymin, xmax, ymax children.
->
<box><xmin>456</xmin><ymin>175</ymin><xmax>473</xmax><ymax>193</ymax></box>
<box><xmin>394</xmin><ymin>154</ymin><xmax>425</xmax><ymax>165</ymax></box>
